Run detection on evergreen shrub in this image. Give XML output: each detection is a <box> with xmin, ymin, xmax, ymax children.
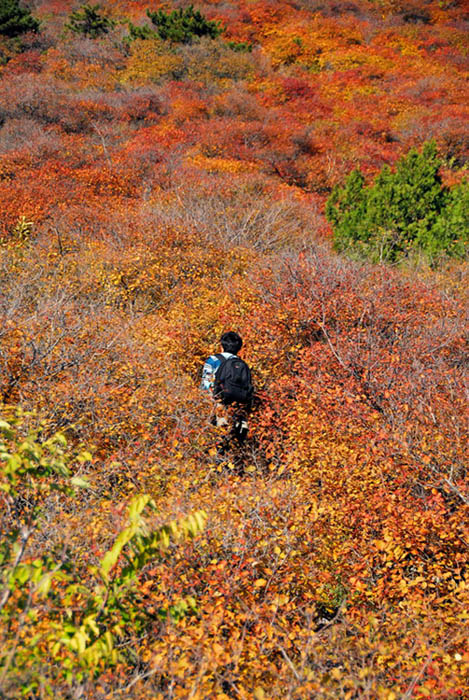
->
<box><xmin>0</xmin><ymin>0</ymin><xmax>39</xmax><ymax>38</ymax></box>
<box><xmin>326</xmin><ymin>142</ymin><xmax>468</xmax><ymax>262</ymax></box>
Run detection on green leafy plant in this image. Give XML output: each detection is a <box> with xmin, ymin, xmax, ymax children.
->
<box><xmin>65</xmin><ymin>3</ymin><xmax>115</xmax><ymax>39</ymax></box>
<box><xmin>53</xmin><ymin>494</ymin><xmax>207</xmax><ymax>680</ymax></box>
<box><xmin>10</xmin><ymin>214</ymin><xmax>33</xmax><ymax>244</ymax></box>
<box><xmin>0</xmin><ymin>0</ymin><xmax>39</xmax><ymax>37</ymax></box>
<box><xmin>0</xmin><ymin>411</ymin><xmax>207</xmax><ymax>693</ymax></box>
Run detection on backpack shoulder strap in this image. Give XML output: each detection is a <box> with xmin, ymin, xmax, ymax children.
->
<box><xmin>215</xmin><ymin>353</ymin><xmax>235</xmax><ymax>364</ymax></box>
<box><xmin>214</xmin><ymin>353</ymin><xmax>227</xmax><ymax>375</ymax></box>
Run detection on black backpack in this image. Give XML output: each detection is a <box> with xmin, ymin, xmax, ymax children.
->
<box><xmin>213</xmin><ymin>354</ymin><xmax>254</xmax><ymax>406</ymax></box>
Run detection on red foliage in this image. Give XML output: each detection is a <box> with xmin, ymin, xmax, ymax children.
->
<box><xmin>0</xmin><ymin>0</ymin><xmax>467</xmax><ymax>695</ymax></box>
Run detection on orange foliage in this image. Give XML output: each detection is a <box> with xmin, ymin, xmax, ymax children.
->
<box><xmin>0</xmin><ymin>0</ymin><xmax>468</xmax><ymax>696</ymax></box>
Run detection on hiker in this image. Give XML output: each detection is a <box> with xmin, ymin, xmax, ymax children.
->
<box><xmin>201</xmin><ymin>331</ymin><xmax>254</xmax><ymax>455</ymax></box>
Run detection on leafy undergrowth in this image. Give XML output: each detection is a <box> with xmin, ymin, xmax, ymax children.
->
<box><xmin>0</xmin><ymin>0</ymin><xmax>468</xmax><ymax>697</ymax></box>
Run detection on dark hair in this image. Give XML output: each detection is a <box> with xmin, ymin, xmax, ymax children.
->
<box><xmin>220</xmin><ymin>331</ymin><xmax>242</xmax><ymax>355</ymax></box>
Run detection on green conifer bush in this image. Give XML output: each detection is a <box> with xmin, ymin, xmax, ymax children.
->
<box><xmin>0</xmin><ymin>0</ymin><xmax>39</xmax><ymax>38</ymax></box>
<box><xmin>66</xmin><ymin>3</ymin><xmax>114</xmax><ymax>39</ymax></box>
<box><xmin>147</xmin><ymin>5</ymin><xmax>223</xmax><ymax>44</ymax></box>
<box><xmin>326</xmin><ymin>142</ymin><xmax>468</xmax><ymax>262</ymax></box>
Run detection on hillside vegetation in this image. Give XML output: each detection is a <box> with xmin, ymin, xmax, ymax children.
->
<box><xmin>0</xmin><ymin>0</ymin><xmax>468</xmax><ymax>698</ymax></box>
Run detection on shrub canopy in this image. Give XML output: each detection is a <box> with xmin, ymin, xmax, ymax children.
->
<box><xmin>147</xmin><ymin>5</ymin><xmax>223</xmax><ymax>44</ymax></box>
<box><xmin>326</xmin><ymin>142</ymin><xmax>468</xmax><ymax>262</ymax></box>
<box><xmin>66</xmin><ymin>3</ymin><xmax>114</xmax><ymax>39</ymax></box>
<box><xmin>0</xmin><ymin>0</ymin><xmax>39</xmax><ymax>37</ymax></box>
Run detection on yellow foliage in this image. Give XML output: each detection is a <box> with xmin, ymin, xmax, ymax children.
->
<box><xmin>120</xmin><ymin>39</ymin><xmax>183</xmax><ymax>85</ymax></box>
<box><xmin>181</xmin><ymin>38</ymin><xmax>255</xmax><ymax>85</ymax></box>
<box><xmin>187</xmin><ymin>152</ymin><xmax>259</xmax><ymax>174</ymax></box>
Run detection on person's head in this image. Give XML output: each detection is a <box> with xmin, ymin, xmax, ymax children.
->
<box><xmin>220</xmin><ymin>331</ymin><xmax>243</xmax><ymax>355</ymax></box>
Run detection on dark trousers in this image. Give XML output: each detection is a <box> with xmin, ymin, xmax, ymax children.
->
<box><xmin>213</xmin><ymin>404</ymin><xmax>249</xmax><ymax>455</ymax></box>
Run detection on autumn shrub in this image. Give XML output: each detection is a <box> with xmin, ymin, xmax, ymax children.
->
<box><xmin>0</xmin><ymin>45</ymin><xmax>43</xmax><ymax>74</ymax></box>
<box><xmin>0</xmin><ymin>0</ymin><xmax>468</xmax><ymax>696</ymax></box>
<box><xmin>179</xmin><ymin>37</ymin><xmax>255</xmax><ymax>84</ymax></box>
<box><xmin>52</xmin><ymin>34</ymin><xmax>125</xmax><ymax>72</ymax></box>
<box><xmin>90</xmin><ymin>85</ymin><xmax>169</xmax><ymax>122</ymax></box>
<box><xmin>1</xmin><ymin>197</ymin><xmax>467</xmax><ymax>696</ymax></box>
<box><xmin>0</xmin><ymin>73</ymin><xmax>93</xmax><ymax>133</ymax></box>
<box><xmin>0</xmin><ymin>116</ymin><xmax>60</xmax><ymax>156</ymax></box>
<box><xmin>120</xmin><ymin>37</ymin><xmax>184</xmax><ymax>85</ymax></box>
<box><xmin>439</xmin><ymin>120</ymin><xmax>469</xmax><ymax>168</ymax></box>
<box><xmin>146</xmin><ymin>181</ymin><xmax>320</xmax><ymax>252</ymax></box>
<box><xmin>0</xmin><ymin>410</ymin><xmax>206</xmax><ymax>695</ymax></box>
<box><xmin>326</xmin><ymin>141</ymin><xmax>468</xmax><ymax>262</ymax></box>
<box><xmin>210</xmin><ymin>86</ymin><xmax>263</xmax><ymax>120</ymax></box>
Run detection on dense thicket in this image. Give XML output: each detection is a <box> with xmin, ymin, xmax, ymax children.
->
<box><xmin>0</xmin><ymin>0</ymin><xmax>467</xmax><ymax>697</ymax></box>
